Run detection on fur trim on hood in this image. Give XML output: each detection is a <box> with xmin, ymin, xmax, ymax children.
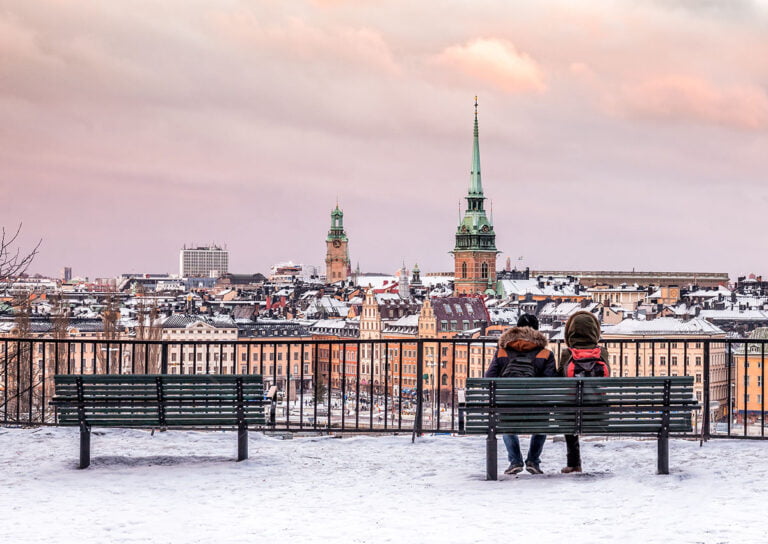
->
<box><xmin>564</xmin><ymin>311</ymin><xmax>601</xmax><ymax>348</ymax></box>
<box><xmin>498</xmin><ymin>326</ymin><xmax>549</xmax><ymax>352</ymax></box>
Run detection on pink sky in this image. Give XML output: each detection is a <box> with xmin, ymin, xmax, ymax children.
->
<box><xmin>2</xmin><ymin>1</ymin><xmax>767</xmax><ymax>280</ymax></box>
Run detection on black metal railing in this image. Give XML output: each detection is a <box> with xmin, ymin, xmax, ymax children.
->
<box><xmin>1</xmin><ymin>336</ymin><xmax>766</xmax><ymax>439</ymax></box>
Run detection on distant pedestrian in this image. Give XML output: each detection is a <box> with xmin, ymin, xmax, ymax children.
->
<box><xmin>485</xmin><ymin>314</ymin><xmax>557</xmax><ymax>475</ymax></box>
<box><xmin>557</xmin><ymin>311</ymin><xmax>611</xmax><ymax>474</ymax></box>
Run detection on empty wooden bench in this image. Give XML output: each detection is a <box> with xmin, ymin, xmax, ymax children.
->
<box><xmin>51</xmin><ymin>374</ymin><xmax>276</xmax><ymax>468</ymax></box>
<box><xmin>459</xmin><ymin>376</ymin><xmax>699</xmax><ymax>479</ymax></box>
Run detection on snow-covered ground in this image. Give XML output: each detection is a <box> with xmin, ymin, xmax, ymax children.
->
<box><xmin>1</xmin><ymin>427</ymin><xmax>767</xmax><ymax>544</ymax></box>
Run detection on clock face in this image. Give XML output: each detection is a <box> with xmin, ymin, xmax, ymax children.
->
<box><xmin>333</xmin><ymin>240</ymin><xmax>341</xmax><ymax>248</ymax></box>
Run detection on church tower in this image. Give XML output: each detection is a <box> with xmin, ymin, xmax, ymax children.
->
<box><xmin>325</xmin><ymin>204</ymin><xmax>350</xmax><ymax>283</ymax></box>
<box><xmin>398</xmin><ymin>262</ymin><xmax>410</xmax><ymax>299</ymax></box>
<box><xmin>452</xmin><ymin>97</ymin><xmax>499</xmax><ymax>296</ymax></box>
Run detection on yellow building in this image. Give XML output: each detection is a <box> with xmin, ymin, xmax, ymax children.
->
<box><xmin>601</xmin><ymin>317</ymin><xmax>727</xmax><ymax>417</ymax></box>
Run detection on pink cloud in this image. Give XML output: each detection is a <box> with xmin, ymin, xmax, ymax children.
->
<box><xmin>613</xmin><ymin>75</ymin><xmax>768</xmax><ymax>130</ymax></box>
<box><xmin>211</xmin><ymin>12</ymin><xmax>400</xmax><ymax>75</ymax></box>
<box><xmin>433</xmin><ymin>38</ymin><xmax>546</xmax><ymax>93</ymax></box>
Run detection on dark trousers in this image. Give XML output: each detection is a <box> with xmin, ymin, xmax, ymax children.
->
<box><xmin>565</xmin><ymin>434</ymin><xmax>581</xmax><ymax>467</ymax></box>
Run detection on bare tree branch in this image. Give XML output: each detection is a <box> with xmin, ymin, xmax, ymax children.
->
<box><xmin>0</xmin><ymin>223</ymin><xmax>42</xmax><ymax>284</ymax></box>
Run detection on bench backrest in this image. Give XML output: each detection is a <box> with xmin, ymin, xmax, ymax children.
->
<box><xmin>52</xmin><ymin>374</ymin><xmax>268</xmax><ymax>427</ymax></box>
<box><xmin>463</xmin><ymin>377</ymin><xmax>699</xmax><ymax>435</ymax></box>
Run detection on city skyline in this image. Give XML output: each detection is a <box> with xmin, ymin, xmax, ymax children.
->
<box><xmin>2</xmin><ymin>1</ymin><xmax>767</xmax><ymax>279</ymax></box>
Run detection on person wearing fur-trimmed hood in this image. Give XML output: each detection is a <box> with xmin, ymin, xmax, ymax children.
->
<box><xmin>484</xmin><ymin>315</ymin><xmax>557</xmax><ymax>475</ymax></box>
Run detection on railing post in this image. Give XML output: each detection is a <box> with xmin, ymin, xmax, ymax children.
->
<box><xmin>413</xmin><ymin>340</ymin><xmax>424</xmax><ymax>441</ymax></box>
<box><xmin>161</xmin><ymin>342</ymin><xmax>168</xmax><ymax>374</ymax></box>
<box><xmin>702</xmin><ymin>341</ymin><xmax>711</xmax><ymax>441</ymax></box>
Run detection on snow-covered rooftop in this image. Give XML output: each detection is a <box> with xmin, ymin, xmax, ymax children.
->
<box><xmin>498</xmin><ymin>279</ymin><xmax>581</xmax><ymax>298</ymax></box>
<box><xmin>699</xmin><ymin>309</ymin><xmax>768</xmax><ymax>321</ymax></box>
<box><xmin>356</xmin><ymin>275</ymin><xmax>397</xmax><ymax>290</ymax></box>
<box><xmin>2</xmin><ymin>427</ymin><xmax>765</xmax><ymax>543</ymax></box>
<box><xmin>602</xmin><ymin>317</ymin><xmax>725</xmax><ymax>336</ymax></box>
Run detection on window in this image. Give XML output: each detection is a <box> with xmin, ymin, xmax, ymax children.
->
<box><xmin>461</xmin><ymin>262</ymin><xmax>467</xmax><ymax>279</ymax></box>
<box><xmin>696</xmin><ymin>374</ymin><xmax>702</xmax><ymax>383</ymax></box>
<box><xmin>672</xmin><ymin>356</ymin><xmax>678</xmax><ymax>366</ymax></box>
<box><xmin>695</xmin><ymin>356</ymin><xmax>702</xmax><ymax>366</ymax></box>
<box><xmin>481</xmin><ymin>262</ymin><xmax>489</xmax><ymax>279</ymax></box>
<box><xmin>660</xmin><ymin>356</ymin><xmax>666</xmax><ymax>365</ymax></box>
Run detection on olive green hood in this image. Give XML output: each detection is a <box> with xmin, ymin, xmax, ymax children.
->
<box><xmin>564</xmin><ymin>311</ymin><xmax>601</xmax><ymax>348</ymax></box>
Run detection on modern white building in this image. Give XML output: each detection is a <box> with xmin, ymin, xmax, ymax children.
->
<box><xmin>179</xmin><ymin>245</ymin><xmax>229</xmax><ymax>278</ymax></box>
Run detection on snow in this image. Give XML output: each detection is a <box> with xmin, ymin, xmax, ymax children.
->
<box><xmin>602</xmin><ymin>317</ymin><xmax>725</xmax><ymax>336</ymax></box>
<box><xmin>2</xmin><ymin>428</ymin><xmax>767</xmax><ymax>543</ymax></box>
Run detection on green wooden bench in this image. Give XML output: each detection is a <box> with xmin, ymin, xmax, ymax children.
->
<box><xmin>51</xmin><ymin>374</ymin><xmax>276</xmax><ymax>468</ymax></box>
<box><xmin>459</xmin><ymin>376</ymin><xmax>700</xmax><ymax>479</ymax></box>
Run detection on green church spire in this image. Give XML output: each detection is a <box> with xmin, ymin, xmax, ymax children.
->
<box><xmin>327</xmin><ymin>204</ymin><xmax>348</xmax><ymax>242</ymax></box>
<box><xmin>453</xmin><ymin>97</ymin><xmax>496</xmax><ymax>252</ymax></box>
<box><xmin>470</xmin><ymin>96</ymin><xmax>483</xmax><ymax>196</ymax></box>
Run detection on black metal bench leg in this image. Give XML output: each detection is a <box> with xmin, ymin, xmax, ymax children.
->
<box><xmin>79</xmin><ymin>427</ymin><xmax>91</xmax><ymax>469</ymax></box>
<box><xmin>237</xmin><ymin>424</ymin><xmax>248</xmax><ymax>461</ymax></box>
<box><xmin>657</xmin><ymin>429</ymin><xmax>669</xmax><ymax>475</ymax></box>
<box><xmin>486</xmin><ymin>432</ymin><xmax>497</xmax><ymax>480</ymax></box>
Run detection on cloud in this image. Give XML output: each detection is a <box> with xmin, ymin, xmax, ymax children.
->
<box><xmin>211</xmin><ymin>12</ymin><xmax>401</xmax><ymax>76</ymax></box>
<box><xmin>611</xmin><ymin>75</ymin><xmax>768</xmax><ymax>130</ymax></box>
<box><xmin>433</xmin><ymin>38</ymin><xmax>546</xmax><ymax>93</ymax></box>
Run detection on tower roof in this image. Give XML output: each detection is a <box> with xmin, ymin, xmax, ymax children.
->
<box><xmin>453</xmin><ymin>97</ymin><xmax>497</xmax><ymax>252</ymax></box>
<box><xmin>470</xmin><ymin>96</ymin><xmax>483</xmax><ymax>196</ymax></box>
<box><xmin>327</xmin><ymin>204</ymin><xmax>348</xmax><ymax>242</ymax></box>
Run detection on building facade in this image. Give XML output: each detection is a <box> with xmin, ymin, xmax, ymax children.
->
<box><xmin>533</xmin><ymin>270</ymin><xmax>729</xmax><ymax>288</ymax></box>
<box><xmin>601</xmin><ymin>318</ymin><xmax>728</xmax><ymax>420</ymax></box>
<box><xmin>179</xmin><ymin>245</ymin><xmax>229</xmax><ymax>278</ymax></box>
<box><xmin>452</xmin><ymin>98</ymin><xmax>499</xmax><ymax>296</ymax></box>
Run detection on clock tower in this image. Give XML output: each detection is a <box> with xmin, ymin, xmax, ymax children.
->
<box><xmin>451</xmin><ymin>98</ymin><xmax>499</xmax><ymax>296</ymax></box>
<box><xmin>325</xmin><ymin>204</ymin><xmax>350</xmax><ymax>283</ymax></box>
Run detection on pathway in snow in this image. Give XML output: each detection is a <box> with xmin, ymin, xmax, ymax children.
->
<box><xmin>1</xmin><ymin>427</ymin><xmax>766</xmax><ymax>543</ymax></box>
